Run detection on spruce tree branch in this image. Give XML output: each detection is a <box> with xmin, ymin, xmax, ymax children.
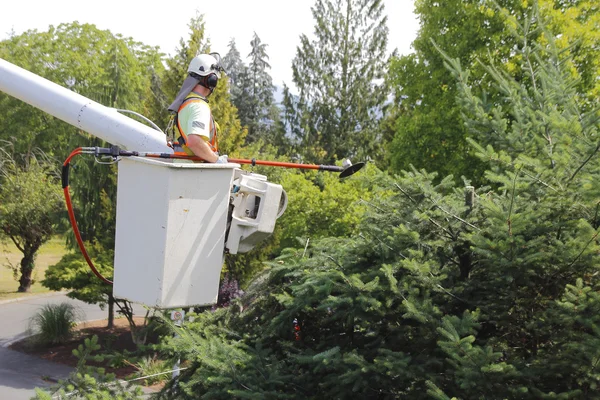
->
<box><xmin>302</xmin><ymin>238</ymin><xmax>310</xmax><ymax>258</ymax></box>
<box><xmin>582</xmin><ymin>110</ymin><xmax>600</xmax><ymax>135</ymax></box>
<box><xmin>358</xmin><ymin>232</ymin><xmax>407</xmax><ymax>259</ymax></box>
<box><xmin>506</xmin><ymin>167</ymin><xmax>521</xmax><ymax>263</ymax></box>
<box><xmin>546</xmin><ymin>229</ymin><xmax>600</xmax><ymax>287</ymax></box>
<box><xmin>428</xmin><ymin>272</ymin><xmax>470</xmax><ymax>305</ymax></box>
<box><xmin>394</xmin><ymin>184</ymin><xmax>456</xmax><ymax>240</ymax></box>
<box><xmin>326</xmin><ymin>255</ymin><xmax>343</xmax><ymax>269</ymax></box>
<box><xmin>590</xmin><ymin>353</ymin><xmax>600</xmax><ymax>376</ymax></box>
<box><xmin>507</xmin><ymin>168</ymin><xmax>520</xmax><ymax>239</ymax></box>
<box><xmin>514</xmin><ymin>167</ymin><xmax>560</xmax><ymax>193</ymax></box>
<box><xmin>593</xmin><ymin>201</ymin><xmax>600</xmax><ymax>229</ymax></box>
<box><xmin>433</xmin><ymin>204</ymin><xmax>480</xmax><ymax>231</ymax></box>
<box><xmin>544</xmin><ymin>124</ymin><xmax>554</xmax><ymax>168</ymax></box>
<box><xmin>485</xmin><ymin>154</ymin><xmax>561</xmax><ymax>193</ymax></box>
<box><xmin>567</xmin><ymin>140</ymin><xmax>600</xmax><ymax>184</ymax></box>
<box><xmin>358</xmin><ymin>198</ymin><xmax>385</xmax><ymax>212</ymax></box>
<box><xmin>227</xmin><ymin>361</ymin><xmax>252</xmax><ymax>391</ymax></box>
<box><xmin>566</xmin><ymin>231</ymin><xmax>599</xmax><ymax>270</ymax></box>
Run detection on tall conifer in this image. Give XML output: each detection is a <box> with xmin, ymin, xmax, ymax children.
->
<box><xmin>283</xmin><ymin>0</ymin><xmax>390</xmax><ymax>163</ymax></box>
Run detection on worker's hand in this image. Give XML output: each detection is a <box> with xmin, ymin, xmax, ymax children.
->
<box><xmin>215</xmin><ymin>155</ymin><xmax>228</xmax><ymax>164</ymax></box>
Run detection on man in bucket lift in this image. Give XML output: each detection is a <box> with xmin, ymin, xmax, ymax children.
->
<box><xmin>167</xmin><ymin>53</ymin><xmax>228</xmax><ymax>163</ymax></box>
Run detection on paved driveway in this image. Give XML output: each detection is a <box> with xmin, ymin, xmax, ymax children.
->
<box><xmin>0</xmin><ymin>292</ymin><xmax>144</xmax><ymax>399</ymax></box>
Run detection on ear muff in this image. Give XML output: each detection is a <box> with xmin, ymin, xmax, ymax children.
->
<box><xmin>204</xmin><ymin>73</ymin><xmax>218</xmax><ymax>90</ymax></box>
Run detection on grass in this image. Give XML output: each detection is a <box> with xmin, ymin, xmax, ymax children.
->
<box><xmin>28</xmin><ymin>302</ymin><xmax>82</xmax><ymax>345</ymax></box>
<box><xmin>132</xmin><ymin>354</ymin><xmax>169</xmax><ymax>385</ymax></box>
<box><xmin>0</xmin><ymin>235</ymin><xmax>70</xmax><ymax>300</ymax></box>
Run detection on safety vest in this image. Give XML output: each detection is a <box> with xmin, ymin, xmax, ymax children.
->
<box><xmin>173</xmin><ymin>93</ymin><xmax>218</xmax><ymax>153</ymax></box>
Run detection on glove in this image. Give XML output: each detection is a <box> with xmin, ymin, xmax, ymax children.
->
<box><xmin>215</xmin><ymin>155</ymin><xmax>228</xmax><ymax>164</ymax></box>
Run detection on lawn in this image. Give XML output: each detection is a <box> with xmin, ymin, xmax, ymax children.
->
<box><xmin>0</xmin><ymin>236</ymin><xmax>70</xmax><ymax>300</ymax></box>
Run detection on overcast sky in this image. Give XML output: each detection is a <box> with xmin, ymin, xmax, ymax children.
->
<box><xmin>0</xmin><ymin>0</ymin><xmax>419</xmax><ymax>90</ymax></box>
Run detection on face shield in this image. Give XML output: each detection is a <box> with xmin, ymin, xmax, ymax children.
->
<box><xmin>167</xmin><ymin>75</ymin><xmax>200</xmax><ymax>113</ymax></box>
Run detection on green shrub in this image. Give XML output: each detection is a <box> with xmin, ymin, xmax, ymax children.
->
<box><xmin>33</xmin><ymin>335</ymin><xmax>144</xmax><ymax>399</ymax></box>
<box><xmin>133</xmin><ymin>354</ymin><xmax>168</xmax><ymax>386</ymax></box>
<box><xmin>28</xmin><ymin>302</ymin><xmax>81</xmax><ymax>345</ymax></box>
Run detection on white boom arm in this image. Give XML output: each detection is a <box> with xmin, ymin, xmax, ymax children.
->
<box><xmin>0</xmin><ymin>58</ymin><xmax>171</xmax><ymax>153</ymax></box>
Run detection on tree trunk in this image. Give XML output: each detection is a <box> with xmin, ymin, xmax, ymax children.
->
<box><xmin>115</xmin><ymin>298</ymin><xmax>147</xmax><ymax>346</ymax></box>
<box><xmin>17</xmin><ymin>252</ymin><xmax>35</xmax><ymax>292</ymax></box>
<box><xmin>107</xmin><ymin>294</ymin><xmax>115</xmax><ymax>329</ymax></box>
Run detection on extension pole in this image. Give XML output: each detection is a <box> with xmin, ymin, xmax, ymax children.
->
<box><xmin>138</xmin><ymin>152</ymin><xmax>365</xmax><ymax>178</ymax></box>
<box><xmin>228</xmin><ymin>158</ymin><xmax>346</xmax><ymax>173</ymax></box>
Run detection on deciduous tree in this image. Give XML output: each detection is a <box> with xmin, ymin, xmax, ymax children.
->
<box><xmin>0</xmin><ymin>152</ymin><xmax>62</xmax><ymax>292</ymax></box>
<box><xmin>387</xmin><ymin>0</ymin><xmax>600</xmax><ymax>182</ymax></box>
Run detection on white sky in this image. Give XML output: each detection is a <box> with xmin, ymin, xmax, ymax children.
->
<box><xmin>0</xmin><ymin>0</ymin><xmax>419</xmax><ymax>90</ymax></box>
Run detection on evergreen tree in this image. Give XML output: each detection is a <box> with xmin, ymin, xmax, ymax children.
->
<box><xmin>242</xmin><ymin>32</ymin><xmax>276</xmax><ymax>144</ymax></box>
<box><xmin>155</xmin><ymin>7</ymin><xmax>600</xmax><ymax>399</ymax></box>
<box><xmin>222</xmin><ymin>38</ymin><xmax>245</xmax><ymax>104</ymax></box>
<box><xmin>224</xmin><ymin>33</ymin><xmax>278</xmax><ymax>146</ymax></box>
<box><xmin>283</xmin><ymin>0</ymin><xmax>390</xmax><ymax>164</ymax></box>
<box><xmin>387</xmin><ymin>0</ymin><xmax>600</xmax><ymax>182</ymax></box>
<box><xmin>387</xmin><ymin>0</ymin><xmax>521</xmax><ymax>182</ymax></box>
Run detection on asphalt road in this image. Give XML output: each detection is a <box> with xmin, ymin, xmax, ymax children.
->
<box><xmin>0</xmin><ymin>292</ymin><xmax>143</xmax><ymax>400</ymax></box>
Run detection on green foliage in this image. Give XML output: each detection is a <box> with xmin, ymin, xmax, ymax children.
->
<box><xmin>222</xmin><ymin>38</ymin><xmax>245</xmax><ymax>105</ymax></box>
<box><xmin>133</xmin><ymin>354</ymin><xmax>168</xmax><ymax>386</ymax></box>
<box><xmin>276</xmin><ymin>163</ymin><xmax>381</xmax><ymax>250</ymax></box>
<box><xmin>230</xmin><ymin>32</ymin><xmax>278</xmax><ymax>145</ymax></box>
<box><xmin>153</xmin><ymin>9</ymin><xmax>600</xmax><ymax>400</ymax></box>
<box><xmin>0</xmin><ymin>151</ymin><xmax>62</xmax><ymax>291</ymax></box>
<box><xmin>33</xmin><ymin>335</ymin><xmax>144</xmax><ymax>399</ymax></box>
<box><xmin>28</xmin><ymin>302</ymin><xmax>81</xmax><ymax>345</ymax></box>
<box><xmin>43</xmin><ymin>250</ymin><xmax>113</xmax><ymax>305</ymax></box>
<box><xmin>387</xmin><ymin>0</ymin><xmax>600</xmax><ymax>182</ymax></box>
<box><xmin>534</xmin><ymin>0</ymin><xmax>600</xmax><ymax>100</ymax></box>
<box><xmin>0</xmin><ymin>22</ymin><xmax>165</xmax><ymax>163</ymax></box>
<box><xmin>283</xmin><ymin>0</ymin><xmax>390</xmax><ymax>164</ymax></box>
<box><xmin>43</xmin><ymin>248</ymin><xmax>153</xmax><ymax>341</ymax></box>
<box><xmin>386</xmin><ymin>0</ymin><xmax>518</xmax><ymax>181</ymax></box>
<box><xmin>0</xmin><ymin>22</ymin><xmax>166</xmax><ymax>258</ymax></box>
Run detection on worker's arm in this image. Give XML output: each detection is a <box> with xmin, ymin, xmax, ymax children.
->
<box><xmin>186</xmin><ymin>134</ymin><xmax>218</xmax><ymax>162</ymax></box>
<box><xmin>181</xmin><ymin>101</ymin><xmax>219</xmax><ymax>162</ymax></box>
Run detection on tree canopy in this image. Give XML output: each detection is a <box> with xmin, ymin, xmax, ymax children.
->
<box><xmin>155</xmin><ymin>4</ymin><xmax>600</xmax><ymax>399</ymax></box>
<box><xmin>0</xmin><ymin>153</ymin><xmax>62</xmax><ymax>292</ymax></box>
<box><xmin>282</xmin><ymin>0</ymin><xmax>390</xmax><ymax>164</ymax></box>
<box><xmin>2</xmin><ymin>2</ymin><xmax>600</xmax><ymax>397</ymax></box>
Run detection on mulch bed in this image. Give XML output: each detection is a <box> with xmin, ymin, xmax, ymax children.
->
<box><xmin>9</xmin><ymin>317</ymin><xmax>149</xmax><ymax>379</ymax></box>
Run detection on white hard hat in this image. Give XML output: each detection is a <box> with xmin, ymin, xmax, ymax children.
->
<box><xmin>168</xmin><ymin>53</ymin><xmax>225</xmax><ymax>111</ymax></box>
<box><xmin>188</xmin><ymin>54</ymin><xmax>222</xmax><ymax>78</ymax></box>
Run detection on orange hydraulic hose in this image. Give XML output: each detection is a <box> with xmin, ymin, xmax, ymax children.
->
<box><xmin>62</xmin><ymin>148</ymin><xmax>113</xmax><ymax>285</ymax></box>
